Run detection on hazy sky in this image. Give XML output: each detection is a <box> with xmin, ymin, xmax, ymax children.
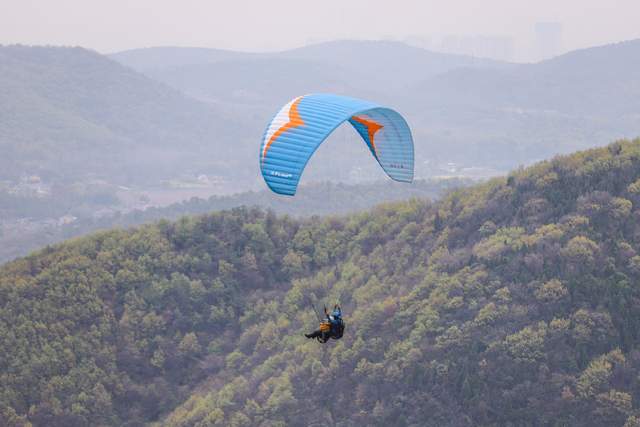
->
<box><xmin>2</xmin><ymin>0</ymin><xmax>639</xmax><ymax>60</ymax></box>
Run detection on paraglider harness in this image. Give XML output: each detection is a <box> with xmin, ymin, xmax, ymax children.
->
<box><xmin>310</xmin><ymin>303</ymin><xmax>345</xmax><ymax>343</ymax></box>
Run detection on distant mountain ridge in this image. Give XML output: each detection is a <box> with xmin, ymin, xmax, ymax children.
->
<box><xmin>111</xmin><ymin>40</ymin><xmax>511</xmax><ymax>106</ymax></box>
<box><xmin>410</xmin><ymin>39</ymin><xmax>640</xmax><ymax>117</ymax></box>
<box><xmin>3</xmin><ymin>39</ymin><xmax>640</xmax><ymax>201</ymax></box>
<box><xmin>112</xmin><ymin>40</ymin><xmax>508</xmax><ymax>75</ymax></box>
<box><xmin>108</xmin><ymin>46</ymin><xmax>260</xmax><ymax>70</ymax></box>
<box><xmin>4</xmin><ymin>42</ymin><xmax>504</xmax><ymax>195</ymax></box>
<box><xmin>401</xmin><ymin>39</ymin><xmax>640</xmax><ymax>169</ymax></box>
<box><xmin>111</xmin><ymin>39</ymin><xmax>640</xmax><ymax>174</ymax></box>
<box><xmin>0</xmin><ymin>45</ymin><xmax>249</xmax><ymax>184</ymax></box>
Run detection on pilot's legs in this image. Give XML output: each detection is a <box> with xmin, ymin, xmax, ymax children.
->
<box><xmin>305</xmin><ymin>329</ymin><xmax>323</xmax><ymax>339</ymax></box>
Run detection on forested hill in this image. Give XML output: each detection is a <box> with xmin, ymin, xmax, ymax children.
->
<box><xmin>0</xmin><ymin>45</ymin><xmax>245</xmax><ymax>185</ymax></box>
<box><xmin>3</xmin><ymin>139</ymin><xmax>640</xmax><ymax>426</ymax></box>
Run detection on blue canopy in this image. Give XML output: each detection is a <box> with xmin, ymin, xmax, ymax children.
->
<box><xmin>259</xmin><ymin>93</ymin><xmax>414</xmax><ymax>196</ymax></box>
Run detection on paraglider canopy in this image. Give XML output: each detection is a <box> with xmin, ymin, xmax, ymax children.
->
<box><xmin>260</xmin><ymin>93</ymin><xmax>414</xmax><ymax>196</ymax></box>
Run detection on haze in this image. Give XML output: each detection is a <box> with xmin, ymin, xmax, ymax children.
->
<box><xmin>2</xmin><ymin>0</ymin><xmax>640</xmax><ymax>61</ymax></box>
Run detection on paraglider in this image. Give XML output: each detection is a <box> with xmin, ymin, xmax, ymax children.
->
<box><xmin>259</xmin><ymin>93</ymin><xmax>414</xmax><ymax>196</ymax></box>
<box><xmin>305</xmin><ymin>304</ymin><xmax>345</xmax><ymax>343</ymax></box>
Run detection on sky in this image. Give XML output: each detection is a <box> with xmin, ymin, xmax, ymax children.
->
<box><xmin>1</xmin><ymin>0</ymin><xmax>639</xmax><ymax>61</ymax></box>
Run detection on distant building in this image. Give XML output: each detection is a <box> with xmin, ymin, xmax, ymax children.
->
<box><xmin>535</xmin><ymin>22</ymin><xmax>563</xmax><ymax>61</ymax></box>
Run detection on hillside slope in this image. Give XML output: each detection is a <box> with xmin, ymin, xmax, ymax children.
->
<box><xmin>406</xmin><ymin>39</ymin><xmax>640</xmax><ymax>169</ymax></box>
<box><xmin>3</xmin><ymin>139</ymin><xmax>640</xmax><ymax>426</ymax></box>
<box><xmin>108</xmin><ymin>46</ymin><xmax>257</xmax><ymax>71</ymax></box>
<box><xmin>110</xmin><ymin>40</ymin><xmax>509</xmax><ymax>119</ymax></box>
<box><xmin>112</xmin><ymin>40</ymin><xmax>640</xmax><ymax>174</ymax></box>
<box><xmin>0</xmin><ymin>179</ymin><xmax>464</xmax><ymax>265</ymax></box>
<box><xmin>410</xmin><ymin>39</ymin><xmax>640</xmax><ymax>117</ymax></box>
<box><xmin>0</xmin><ymin>45</ymin><xmax>246</xmax><ymax>185</ymax></box>
<box><xmin>111</xmin><ymin>40</ymin><xmax>507</xmax><ymax>92</ymax></box>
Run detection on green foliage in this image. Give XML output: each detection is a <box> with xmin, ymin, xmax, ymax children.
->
<box><xmin>535</xmin><ymin>279</ymin><xmax>568</xmax><ymax>303</ymax></box>
<box><xmin>3</xmin><ymin>139</ymin><xmax>640</xmax><ymax>426</ymax></box>
<box><xmin>473</xmin><ymin>226</ymin><xmax>525</xmax><ymax>262</ymax></box>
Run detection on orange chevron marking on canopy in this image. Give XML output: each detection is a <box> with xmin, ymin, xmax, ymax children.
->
<box><xmin>262</xmin><ymin>97</ymin><xmax>305</xmax><ymax>162</ymax></box>
<box><xmin>351</xmin><ymin>115</ymin><xmax>383</xmax><ymax>157</ymax></box>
